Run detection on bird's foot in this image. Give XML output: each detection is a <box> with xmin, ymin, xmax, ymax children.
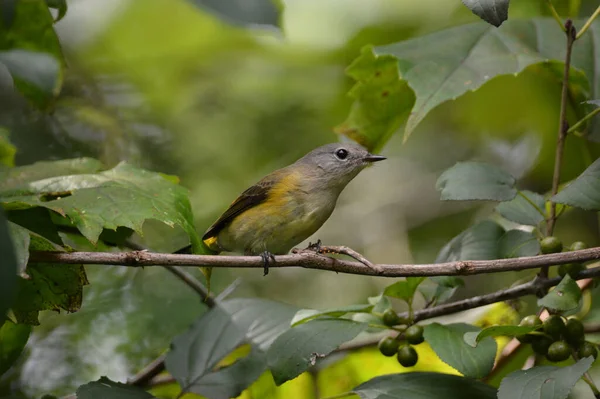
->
<box><xmin>260</xmin><ymin>251</ymin><xmax>276</xmax><ymax>276</ymax></box>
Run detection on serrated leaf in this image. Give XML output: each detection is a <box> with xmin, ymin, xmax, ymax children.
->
<box><xmin>0</xmin><ymin>161</ymin><xmax>205</xmax><ymax>254</ymax></box>
<box><xmin>537</xmin><ymin>274</ymin><xmax>582</xmax><ymax>311</ymax></box>
<box><xmin>496</xmin><ymin>191</ymin><xmax>546</xmax><ymax>226</ymax></box>
<box><xmin>221</xmin><ymin>298</ymin><xmax>298</xmax><ymax>351</ymax></box>
<box><xmin>498</xmin><ymin>356</ymin><xmax>593</xmax><ymax>399</ymax></box>
<box><xmin>552</xmin><ymin>158</ymin><xmax>600</xmax><ymax>210</ymax></box>
<box><xmin>464</xmin><ymin>325</ymin><xmax>539</xmax><ymax>347</ymax></box>
<box><xmin>352</xmin><ymin>372</ymin><xmax>497</xmax><ymax>399</ymax></box>
<box><xmin>267</xmin><ymin>318</ymin><xmax>367</xmax><ymax>385</ymax></box>
<box><xmin>291</xmin><ymin>304</ymin><xmax>373</xmax><ymax>326</ymax></box>
<box><xmin>462</xmin><ymin>0</ymin><xmax>509</xmax><ymax>27</ymax></box>
<box><xmin>498</xmin><ymin>230</ymin><xmax>540</xmax><ymax>258</ymax></box>
<box><xmin>0</xmin><ymin>210</ymin><xmax>17</xmax><ymax>318</ymax></box>
<box><xmin>383</xmin><ymin>277</ymin><xmax>425</xmax><ymax>303</ymax></box>
<box><xmin>436</xmin><ymin>220</ymin><xmax>505</xmax><ymax>262</ymax></box>
<box><xmin>0</xmin><ymin>320</ymin><xmax>31</xmax><ymax>376</ymax></box>
<box><xmin>423</xmin><ymin>323</ymin><xmax>497</xmax><ymax>379</ymax></box>
<box><xmin>165</xmin><ymin>306</ymin><xmax>247</xmax><ymax>395</ymax></box>
<box><xmin>76</xmin><ymin>376</ymin><xmax>155</xmax><ymax>399</ymax></box>
<box><xmin>437</xmin><ymin>162</ymin><xmax>516</xmax><ymax>201</ymax></box>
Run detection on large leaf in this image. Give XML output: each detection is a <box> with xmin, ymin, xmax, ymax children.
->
<box><xmin>423</xmin><ymin>323</ymin><xmax>497</xmax><ymax>379</ymax></box>
<box><xmin>552</xmin><ymin>157</ymin><xmax>600</xmax><ymax>210</ymax></box>
<box><xmin>220</xmin><ymin>298</ymin><xmax>298</xmax><ymax>350</ymax></box>
<box><xmin>0</xmin><ymin>320</ymin><xmax>31</xmax><ymax>376</ymax></box>
<box><xmin>0</xmin><ymin>209</ymin><xmax>17</xmax><ymax>318</ymax></box>
<box><xmin>435</xmin><ymin>220</ymin><xmax>505</xmax><ymax>262</ymax></box>
<box><xmin>339</xmin><ymin>18</ymin><xmax>600</xmax><ymax>144</ymax></box>
<box><xmin>436</xmin><ymin>162</ymin><xmax>516</xmax><ymax>201</ymax></box>
<box><xmin>498</xmin><ymin>229</ymin><xmax>540</xmax><ymax>258</ymax></box>
<box><xmin>497</xmin><ymin>356</ymin><xmax>593</xmax><ymax>399</ymax></box>
<box><xmin>462</xmin><ymin>0</ymin><xmax>509</xmax><ymax>27</ymax></box>
<box><xmin>496</xmin><ymin>190</ymin><xmax>546</xmax><ymax>226</ymax></box>
<box><xmin>352</xmin><ymin>372</ymin><xmax>497</xmax><ymax>399</ymax></box>
<box><xmin>0</xmin><ymin>0</ymin><xmax>65</xmax><ymax>108</ymax></box>
<box><xmin>537</xmin><ymin>274</ymin><xmax>582</xmax><ymax>311</ymax></box>
<box><xmin>76</xmin><ymin>377</ymin><xmax>155</xmax><ymax>399</ymax></box>
<box><xmin>165</xmin><ymin>305</ymin><xmax>247</xmax><ymax>396</ymax></box>
<box><xmin>0</xmin><ymin>161</ymin><xmax>204</xmax><ymax>252</ymax></box>
<box><xmin>267</xmin><ymin>318</ymin><xmax>368</xmax><ymax>385</ymax></box>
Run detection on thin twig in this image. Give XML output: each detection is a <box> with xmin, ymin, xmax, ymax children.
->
<box><xmin>576</xmin><ymin>5</ymin><xmax>600</xmax><ymax>39</ymax></box>
<box><xmin>129</xmin><ymin>354</ymin><xmax>167</xmax><ymax>386</ymax></box>
<box><xmin>567</xmin><ymin>107</ymin><xmax>600</xmax><ymax>135</ymax></box>
<box><xmin>545</xmin><ymin>0</ymin><xmax>566</xmax><ymax>31</ymax></box>
<box><xmin>28</xmin><ymin>246</ymin><xmax>600</xmax><ymax>277</ymax></box>
<box><xmin>543</xmin><ymin>19</ymin><xmax>577</xmax><ymax>278</ymax></box>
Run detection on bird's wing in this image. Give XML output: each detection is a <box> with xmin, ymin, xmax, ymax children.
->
<box><xmin>202</xmin><ymin>172</ymin><xmax>280</xmax><ymax>240</ymax></box>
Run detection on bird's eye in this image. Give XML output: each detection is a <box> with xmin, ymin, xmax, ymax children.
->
<box><xmin>335</xmin><ymin>148</ymin><xmax>349</xmax><ymax>160</ymax></box>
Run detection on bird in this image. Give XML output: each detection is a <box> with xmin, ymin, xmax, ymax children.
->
<box><xmin>181</xmin><ymin>142</ymin><xmax>385</xmax><ymax>274</ymax></box>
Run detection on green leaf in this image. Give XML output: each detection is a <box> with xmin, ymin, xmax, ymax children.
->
<box><xmin>165</xmin><ymin>305</ymin><xmax>247</xmax><ymax>395</ymax></box>
<box><xmin>7</xmin><ymin>207</ymin><xmax>63</xmax><ymax>244</ymax></box>
<box><xmin>0</xmin><ymin>161</ymin><xmax>204</xmax><ymax>253</ymax></box>
<box><xmin>7</xmin><ymin>222</ymin><xmax>30</xmax><ymax>275</ymax></box>
<box><xmin>291</xmin><ymin>304</ymin><xmax>373</xmax><ymax>326</ymax></box>
<box><xmin>267</xmin><ymin>318</ymin><xmax>368</xmax><ymax>385</ymax></box>
<box><xmin>423</xmin><ymin>323</ymin><xmax>497</xmax><ymax>379</ymax></box>
<box><xmin>552</xmin><ymin>157</ymin><xmax>600</xmax><ymax>210</ymax></box>
<box><xmin>496</xmin><ymin>191</ymin><xmax>546</xmax><ymax>226</ymax></box>
<box><xmin>462</xmin><ymin>0</ymin><xmax>509</xmax><ymax>27</ymax></box>
<box><xmin>436</xmin><ymin>162</ymin><xmax>517</xmax><ymax>201</ymax></box>
<box><xmin>537</xmin><ymin>274</ymin><xmax>582</xmax><ymax>311</ymax></box>
<box><xmin>369</xmin><ymin>294</ymin><xmax>392</xmax><ymax>314</ymax></box>
<box><xmin>221</xmin><ymin>298</ymin><xmax>298</xmax><ymax>350</ymax></box>
<box><xmin>334</xmin><ymin>47</ymin><xmax>415</xmax><ymax>152</ymax></box>
<box><xmin>0</xmin><ymin>320</ymin><xmax>31</xmax><ymax>376</ymax></box>
<box><xmin>0</xmin><ymin>209</ymin><xmax>17</xmax><ymax>318</ymax></box>
<box><xmin>498</xmin><ymin>230</ymin><xmax>540</xmax><ymax>258</ymax></box>
<box><xmin>189</xmin><ymin>0</ymin><xmax>279</xmax><ymax>27</ymax></box>
<box><xmin>421</xmin><ymin>277</ymin><xmax>465</xmax><ymax>306</ymax></box>
<box><xmin>76</xmin><ymin>377</ymin><xmax>155</xmax><ymax>399</ymax></box>
<box><xmin>436</xmin><ymin>221</ymin><xmax>505</xmax><ymax>262</ymax></box>
<box><xmin>498</xmin><ymin>356</ymin><xmax>593</xmax><ymax>399</ymax></box>
<box><xmin>0</xmin><ymin>0</ymin><xmax>65</xmax><ymax>108</ymax></box>
<box><xmin>352</xmin><ymin>372</ymin><xmax>497</xmax><ymax>399</ymax></box>
<box><xmin>45</xmin><ymin>0</ymin><xmax>67</xmax><ymax>22</ymax></box>
<box><xmin>464</xmin><ymin>325</ymin><xmax>539</xmax><ymax>347</ymax></box>
<box><xmin>383</xmin><ymin>277</ymin><xmax>425</xmax><ymax>303</ymax></box>
<box><xmin>0</xmin><ymin>128</ymin><xmax>15</xmax><ymax>167</ymax></box>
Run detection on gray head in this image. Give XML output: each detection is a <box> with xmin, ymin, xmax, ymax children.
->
<box><xmin>295</xmin><ymin>142</ymin><xmax>386</xmax><ymax>190</ymax></box>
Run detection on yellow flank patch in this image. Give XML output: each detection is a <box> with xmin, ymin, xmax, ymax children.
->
<box><xmin>203</xmin><ymin>236</ymin><xmax>219</xmax><ymax>251</ymax></box>
<box><xmin>265</xmin><ymin>171</ymin><xmax>303</xmax><ymax>207</ymax></box>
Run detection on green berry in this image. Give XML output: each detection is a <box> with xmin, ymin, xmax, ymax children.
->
<box><xmin>397</xmin><ymin>345</ymin><xmax>418</xmax><ymax>367</ymax></box>
<box><xmin>559</xmin><ymin>263</ymin><xmax>585</xmax><ymax>278</ymax></box>
<box><xmin>382</xmin><ymin>309</ymin><xmax>402</xmax><ymax>327</ymax></box>
<box><xmin>543</xmin><ymin>315</ymin><xmax>566</xmax><ymax>340</ymax></box>
<box><xmin>540</xmin><ymin>236</ymin><xmax>563</xmax><ymax>254</ymax></box>
<box><xmin>570</xmin><ymin>241</ymin><xmax>588</xmax><ymax>251</ymax></box>
<box><xmin>517</xmin><ymin>315</ymin><xmax>543</xmax><ymax>343</ymax></box>
<box><xmin>531</xmin><ymin>336</ymin><xmax>554</xmax><ymax>356</ymax></box>
<box><xmin>578</xmin><ymin>341</ymin><xmax>598</xmax><ymax>360</ymax></box>
<box><xmin>565</xmin><ymin>318</ymin><xmax>585</xmax><ymax>348</ymax></box>
<box><xmin>378</xmin><ymin>336</ymin><xmax>400</xmax><ymax>357</ymax></box>
<box><xmin>546</xmin><ymin>341</ymin><xmax>571</xmax><ymax>362</ymax></box>
<box><xmin>405</xmin><ymin>325</ymin><xmax>425</xmax><ymax>345</ymax></box>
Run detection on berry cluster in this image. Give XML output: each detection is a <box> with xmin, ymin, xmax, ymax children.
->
<box><xmin>377</xmin><ymin>309</ymin><xmax>424</xmax><ymax>367</ymax></box>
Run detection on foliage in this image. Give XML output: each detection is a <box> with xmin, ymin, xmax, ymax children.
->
<box><xmin>3</xmin><ymin>0</ymin><xmax>600</xmax><ymax>398</ymax></box>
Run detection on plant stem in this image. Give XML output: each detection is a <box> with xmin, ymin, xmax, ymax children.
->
<box><xmin>567</xmin><ymin>107</ymin><xmax>600</xmax><ymax>135</ymax></box>
<box><xmin>576</xmin><ymin>5</ymin><xmax>600</xmax><ymax>39</ymax></box>
<box><xmin>545</xmin><ymin>0</ymin><xmax>566</xmax><ymax>31</ymax></box>
<box><xmin>544</xmin><ymin>19</ymin><xmax>577</xmax><ymax>278</ymax></box>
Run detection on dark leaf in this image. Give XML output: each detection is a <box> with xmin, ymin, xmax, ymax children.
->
<box><xmin>436</xmin><ymin>162</ymin><xmax>516</xmax><ymax>201</ymax></box>
<box><xmin>0</xmin><ymin>209</ymin><xmax>17</xmax><ymax>318</ymax></box>
<box><xmin>464</xmin><ymin>325</ymin><xmax>539</xmax><ymax>347</ymax></box>
<box><xmin>0</xmin><ymin>319</ymin><xmax>31</xmax><ymax>376</ymax></box>
<box><xmin>45</xmin><ymin>0</ymin><xmax>67</xmax><ymax>22</ymax></box>
<box><xmin>537</xmin><ymin>274</ymin><xmax>582</xmax><ymax>311</ymax></box>
<box><xmin>435</xmin><ymin>220</ymin><xmax>505</xmax><ymax>262</ymax></box>
<box><xmin>552</xmin><ymin>157</ymin><xmax>600</xmax><ymax>210</ymax></box>
<box><xmin>498</xmin><ymin>230</ymin><xmax>540</xmax><ymax>258</ymax></box>
<box><xmin>76</xmin><ymin>377</ymin><xmax>155</xmax><ymax>399</ymax></box>
<box><xmin>496</xmin><ymin>191</ymin><xmax>546</xmax><ymax>226</ymax></box>
<box><xmin>7</xmin><ymin>222</ymin><xmax>29</xmax><ymax>275</ymax></box>
<box><xmin>462</xmin><ymin>0</ymin><xmax>509</xmax><ymax>27</ymax></box>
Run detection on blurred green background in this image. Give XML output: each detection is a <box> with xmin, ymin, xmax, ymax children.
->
<box><xmin>3</xmin><ymin>0</ymin><xmax>600</xmax><ymax>397</ymax></box>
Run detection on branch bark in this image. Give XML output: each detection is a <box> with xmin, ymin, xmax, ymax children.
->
<box><xmin>29</xmin><ymin>246</ymin><xmax>600</xmax><ymax>277</ymax></box>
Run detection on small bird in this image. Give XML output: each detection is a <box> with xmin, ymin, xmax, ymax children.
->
<box><xmin>184</xmin><ymin>143</ymin><xmax>385</xmax><ymax>274</ymax></box>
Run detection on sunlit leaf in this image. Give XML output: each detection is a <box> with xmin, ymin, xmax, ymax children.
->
<box><xmin>462</xmin><ymin>0</ymin><xmax>509</xmax><ymax>27</ymax></box>
<box><xmin>496</xmin><ymin>191</ymin><xmax>545</xmax><ymax>226</ymax></box>
<box><xmin>497</xmin><ymin>356</ymin><xmax>593</xmax><ymax>399</ymax></box>
<box><xmin>0</xmin><ymin>320</ymin><xmax>31</xmax><ymax>376</ymax></box>
<box><xmin>352</xmin><ymin>372</ymin><xmax>497</xmax><ymax>399</ymax></box>
<box><xmin>498</xmin><ymin>229</ymin><xmax>540</xmax><ymax>258</ymax></box>
<box><xmin>537</xmin><ymin>274</ymin><xmax>582</xmax><ymax>311</ymax></box>
<box><xmin>76</xmin><ymin>377</ymin><xmax>155</xmax><ymax>399</ymax></box>
<box><xmin>267</xmin><ymin>319</ymin><xmax>367</xmax><ymax>385</ymax></box>
<box><xmin>423</xmin><ymin>323</ymin><xmax>496</xmax><ymax>378</ymax></box>
<box><xmin>552</xmin><ymin>157</ymin><xmax>600</xmax><ymax>210</ymax></box>
<box><xmin>436</xmin><ymin>162</ymin><xmax>516</xmax><ymax>201</ymax></box>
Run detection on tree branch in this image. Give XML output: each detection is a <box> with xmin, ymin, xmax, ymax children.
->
<box><xmin>29</xmin><ymin>246</ymin><xmax>600</xmax><ymax>277</ymax></box>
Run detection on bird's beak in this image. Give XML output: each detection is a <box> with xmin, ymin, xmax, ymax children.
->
<box><xmin>364</xmin><ymin>154</ymin><xmax>386</xmax><ymax>163</ymax></box>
